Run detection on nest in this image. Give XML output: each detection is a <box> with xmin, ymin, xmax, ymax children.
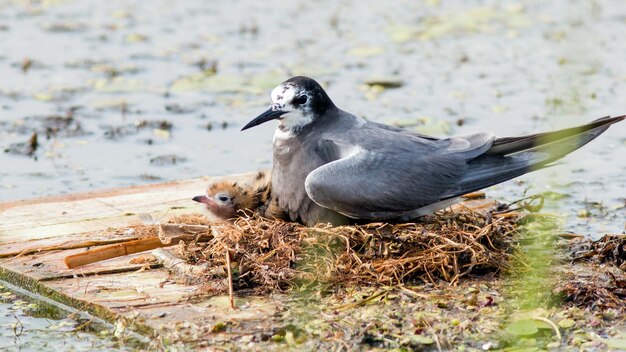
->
<box><xmin>164</xmin><ymin>207</ymin><xmax>519</xmax><ymax>293</ymax></box>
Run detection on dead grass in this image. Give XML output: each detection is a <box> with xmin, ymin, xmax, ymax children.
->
<box><xmin>155</xmin><ymin>207</ymin><xmax>520</xmax><ymax>293</ymax></box>
<box><xmin>123</xmin><ymin>207</ymin><xmax>626</xmax><ymax>316</ymax></box>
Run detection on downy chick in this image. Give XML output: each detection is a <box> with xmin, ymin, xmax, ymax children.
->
<box><xmin>192</xmin><ymin>170</ymin><xmax>285</xmax><ymax>221</ymax></box>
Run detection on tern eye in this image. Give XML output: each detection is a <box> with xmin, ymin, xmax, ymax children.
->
<box><xmin>293</xmin><ymin>95</ymin><xmax>308</xmax><ymax>106</ymax></box>
<box><xmin>218</xmin><ymin>195</ymin><xmax>230</xmax><ymax>202</ymax></box>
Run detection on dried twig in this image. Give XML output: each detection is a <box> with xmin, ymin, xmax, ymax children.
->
<box><xmin>152</xmin><ymin>248</ymin><xmax>215</xmax><ymax>284</ymax></box>
<box><xmin>225</xmin><ymin>249</ymin><xmax>235</xmax><ymax>309</ymax></box>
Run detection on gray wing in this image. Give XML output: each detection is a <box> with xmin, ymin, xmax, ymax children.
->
<box><xmin>304</xmin><ymin>132</ymin><xmax>494</xmax><ymax>220</ymax></box>
<box><xmin>367</xmin><ymin>121</ymin><xmax>440</xmax><ymax>141</ymax></box>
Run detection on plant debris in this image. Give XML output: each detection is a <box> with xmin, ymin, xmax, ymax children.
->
<box><xmin>570</xmin><ymin>234</ymin><xmax>626</xmax><ymax>270</ymax></box>
<box><xmin>556</xmin><ymin>266</ymin><xmax>626</xmax><ymax>312</ymax></box>
<box><xmin>103</xmin><ymin>119</ymin><xmax>173</xmax><ymax>140</ymax></box>
<box><xmin>149</xmin><ymin>154</ymin><xmax>187</xmax><ymax>166</ymax></box>
<box><xmin>554</xmin><ymin>234</ymin><xmax>626</xmax><ymax>312</ymax></box>
<box><xmin>3</xmin><ymin>132</ymin><xmax>38</xmax><ymax>157</ymax></box>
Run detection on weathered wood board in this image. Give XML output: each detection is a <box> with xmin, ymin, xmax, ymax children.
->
<box><xmin>0</xmin><ymin>173</ymin><xmax>495</xmax><ymax>348</ymax></box>
<box><xmin>0</xmin><ymin>173</ymin><xmax>283</xmax><ymax>347</ymax></box>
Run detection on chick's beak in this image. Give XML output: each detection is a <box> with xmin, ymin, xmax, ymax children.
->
<box><xmin>241</xmin><ymin>105</ymin><xmax>286</xmax><ymax>131</ymax></box>
<box><xmin>192</xmin><ymin>195</ymin><xmax>210</xmax><ymax>204</ymax></box>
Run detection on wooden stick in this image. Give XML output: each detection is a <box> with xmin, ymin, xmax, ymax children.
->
<box><xmin>64</xmin><ymin>237</ymin><xmax>167</xmax><ymax>269</ymax></box>
<box><xmin>492</xmin><ymin>211</ymin><xmax>523</xmax><ymax>219</ymax></box>
<box><xmin>64</xmin><ymin>224</ymin><xmax>213</xmax><ymax>269</ymax></box>
<box><xmin>225</xmin><ymin>249</ymin><xmax>235</xmax><ymax>309</ymax></box>
<box><xmin>461</xmin><ymin>191</ymin><xmax>486</xmax><ymax>200</ymax></box>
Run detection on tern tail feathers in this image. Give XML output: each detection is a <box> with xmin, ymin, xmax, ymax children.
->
<box><xmin>447</xmin><ymin>115</ymin><xmax>625</xmax><ymax>198</ymax></box>
<box><xmin>486</xmin><ymin>115</ymin><xmax>625</xmax><ymax>155</ymax></box>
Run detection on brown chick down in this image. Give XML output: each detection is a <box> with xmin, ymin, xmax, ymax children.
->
<box><xmin>192</xmin><ymin>170</ymin><xmax>285</xmax><ymax>221</ymax></box>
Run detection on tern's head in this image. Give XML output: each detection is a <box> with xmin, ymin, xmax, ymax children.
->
<box><xmin>241</xmin><ymin>76</ymin><xmax>336</xmax><ymax>132</ymax></box>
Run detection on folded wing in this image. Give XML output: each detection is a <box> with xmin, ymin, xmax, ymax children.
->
<box><xmin>304</xmin><ymin>116</ymin><xmax>624</xmax><ymax>220</ymax></box>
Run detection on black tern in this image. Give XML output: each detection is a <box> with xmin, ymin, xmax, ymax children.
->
<box><xmin>241</xmin><ymin>76</ymin><xmax>624</xmax><ymax>226</ymax></box>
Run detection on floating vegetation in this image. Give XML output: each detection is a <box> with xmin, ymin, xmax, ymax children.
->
<box><xmin>169</xmin><ymin>72</ymin><xmax>285</xmax><ymax>95</ymax></box>
<box><xmin>386</xmin><ymin>5</ymin><xmax>530</xmax><ymax>42</ymax></box>
<box><xmin>149</xmin><ymin>154</ymin><xmax>187</xmax><ymax>166</ymax></box>
<box><xmin>570</xmin><ymin>234</ymin><xmax>626</xmax><ymax>270</ymax></box>
<box><xmin>363</xmin><ymin>78</ymin><xmax>403</xmax><ymax>89</ymax></box>
<box><xmin>102</xmin><ymin>119</ymin><xmax>173</xmax><ymax>140</ymax></box>
<box><xmin>3</xmin><ymin>133</ymin><xmax>38</xmax><ymax>157</ymax></box>
<box><xmin>556</xmin><ymin>234</ymin><xmax>626</xmax><ymax>311</ymax></box>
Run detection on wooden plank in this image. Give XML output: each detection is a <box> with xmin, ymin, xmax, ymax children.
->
<box><xmin>0</xmin><ymin>245</ymin><xmax>158</xmax><ymax>281</ymax></box>
<box><xmin>0</xmin><ymin>228</ymin><xmax>129</xmax><ymax>257</ymax></box>
<box><xmin>46</xmin><ymin>270</ymin><xmax>198</xmax><ymax>307</ymax></box>
<box><xmin>0</xmin><ymin>173</ymin><xmax>252</xmax><ymax>242</ymax></box>
<box><xmin>0</xmin><ymin>172</ymin><xmax>281</xmax><ymax>345</ymax></box>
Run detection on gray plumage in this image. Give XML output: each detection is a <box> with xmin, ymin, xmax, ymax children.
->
<box><xmin>242</xmin><ymin>76</ymin><xmax>624</xmax><ymax>226</ymax></box>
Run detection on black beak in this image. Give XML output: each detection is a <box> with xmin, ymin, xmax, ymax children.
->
<box><xmin>241</xmin><ymin>107</ymin><xmax>286</xmax><ymax>131</ymax></box>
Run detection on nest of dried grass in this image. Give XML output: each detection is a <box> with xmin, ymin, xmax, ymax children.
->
<box><xmin>164</xmin><ymin>207</ymin><xmax>519</xmax><ymax>293</ymax></box>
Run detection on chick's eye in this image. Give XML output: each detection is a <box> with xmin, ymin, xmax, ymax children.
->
<box><xmin>218</xmin><ymin>196</ymin><xmax>230</xmax><ymax>202</ymax></box>
<box><xmin>294</xmin><ymin>95</ymin><xmax>308</xmax><ymax>105</ymax></box>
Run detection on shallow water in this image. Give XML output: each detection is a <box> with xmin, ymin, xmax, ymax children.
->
<box><xmin>0</xmin><ymin>0</ymin><xmax>625</xmax><ymax>348</ymax></box>
<box><xmin>0</xmin><ymin>280</ymin><xmax>141</xmax><ymax>351</ymax></box>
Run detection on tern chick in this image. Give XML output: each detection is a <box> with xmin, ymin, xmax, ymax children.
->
<box><xmin>241</xmin><ymin>76</ymin><xmax>625</xmax><ymax>226</ymax></box>
<box><xmin>192</xmin><ymin>171</ymin><xmax>285</xmax><ymax>221</ymax></box>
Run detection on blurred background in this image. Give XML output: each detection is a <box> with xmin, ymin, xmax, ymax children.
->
<box><xmin>0</xmin><ymin>0</ymin><xmax>625</xmax><ymax>235</ymax></box>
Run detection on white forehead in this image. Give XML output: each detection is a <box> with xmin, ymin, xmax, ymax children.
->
<box><xmin>270</xmin><ymin>83</ymin><xmax>297</xmax><ymax>104</ymax></box>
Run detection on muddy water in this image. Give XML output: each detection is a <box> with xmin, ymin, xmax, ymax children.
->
<box><xmin>0</xmin><ymin>0</ymin><xmax>625</xmax><ymax>348</ymax></box>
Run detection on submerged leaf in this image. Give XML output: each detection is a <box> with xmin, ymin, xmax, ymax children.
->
<box><xmin>505</xmin><ymin>319</ymin><xmax>539</xmax><ymax>336</ymax></box>
<box><xmin>364</xmin><ymin>77</ymin><xmax>403</xmax><ymax>89</ymax></box>
<box><xmin>411</xmin><ymin>335</ymin><xmax>434</xmax><ymax>345</ymax></box>
<box><xmin>557</xmin><ymin>318</ymin><xmax>575</xmax><ymax>329</ymax></box>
